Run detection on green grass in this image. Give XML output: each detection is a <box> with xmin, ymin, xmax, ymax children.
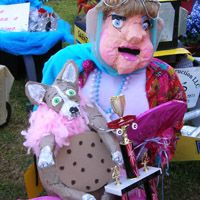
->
<box><xmin>0</xmin><ymin>0</ymin><xmax>200</xmax><ymax>199</ymax></box>
<box><xmin>160</xmin><ymin>161</ymin><xmax>200</xmax><ymax>200</ymax></box>
<box><xmin>0</xmin><ymin>79</ymin><xmax>33</xmax><ymax>199</ymax></box>
<box><xmin>46</xmin><ymin>0</ymin><xmax>78</xmax><ymax>23</ymax></box>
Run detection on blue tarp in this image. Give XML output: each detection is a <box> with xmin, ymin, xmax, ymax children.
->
<box><xmin>0</xmin><ymin>0</ymin><xmax>74</xmax><ymax>55</ymax></box>
<box><xmin>0</xmin><ymin>0</ymin><xmax>42</xmax><ymax>7</ymax></box>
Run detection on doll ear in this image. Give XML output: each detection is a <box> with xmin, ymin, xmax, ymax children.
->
<box><xmin>25</xmin><ymin>81</ymin><xmax>48</xmax><ymax>105</ymax></box>
<box><xmin>157</xmin><ymin>17</ymin><xmax>164</xmax><ymax>32</ymax></box>
<box><xmin>86</xmin><ymin>5</ymin><xmax>99</xmax><ymax>42</ymax></box>
<box><xmin>55</xmin><ymin>60</ymin><xmax>79</xmax><ymax>84</ymax></box>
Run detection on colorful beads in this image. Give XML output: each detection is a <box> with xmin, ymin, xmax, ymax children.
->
<box><xmin>90</xmin><ymin>69</ymin><xmax>132</xmax><ymax>119</ymax></box>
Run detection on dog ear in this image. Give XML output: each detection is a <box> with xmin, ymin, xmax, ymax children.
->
<box><xmin>25</xmin><ymin>81</ymin><xmax>48</xmax><ymax>105</ymax></box>
<box><xmin>56</xmin><ymin>60</ymin><xmax>79</xmax><ymax>84</ymax></box>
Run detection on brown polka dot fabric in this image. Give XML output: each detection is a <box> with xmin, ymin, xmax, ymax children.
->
<box><xmin>56</xmin><ymin>131</ymin><xmax>114</xmax><ymax>192</ymax></box>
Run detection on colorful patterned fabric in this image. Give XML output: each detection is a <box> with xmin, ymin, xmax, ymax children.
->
<box><xmin>146</xmin><ymin>58</ymin><xmax>186</xmax><ymax>108</ymax></box>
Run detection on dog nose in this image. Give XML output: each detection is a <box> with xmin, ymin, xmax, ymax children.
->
<box><xmin>69</xmin><ymin>107</ymin><xmax>79</xmax><ymax>114</ymax></box>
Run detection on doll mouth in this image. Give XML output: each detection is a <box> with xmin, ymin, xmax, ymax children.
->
<box><xmin>118</xmin><ymin>47</ymin><xmax>140</xmax><ymax>55</ymax></box>
<box><xmin>118</xmin><ymin>47</ymin><xmax>140</xmax><ymax>61</ymax></box>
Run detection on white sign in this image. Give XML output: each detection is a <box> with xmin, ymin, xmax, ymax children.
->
<box><xmin>175</xmin><ymin>67</ymin><xmax>200</xmax><ymax>108</ymax></box>
<box><xmin>0</xmin><ymin>3</ymin><xmax>30</xmax><ymax>32</ymax></box>
<box><xmin>159</xmin><ymin>3</ymin><xmax>175</xmax><ymax>42</ymax></box>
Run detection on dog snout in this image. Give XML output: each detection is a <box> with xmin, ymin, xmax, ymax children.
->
<box><xmin>69</xmin><ymin>106</ymin><xmax>79</xmax><ymax>114</ymax></box>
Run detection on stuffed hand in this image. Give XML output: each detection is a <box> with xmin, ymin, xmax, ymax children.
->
<box><xmin>82</xmin><ymin>193</ymin><xmax>96</xmax><ymax>200</ymax></box>
<box><xmin>38</xmin><ymin>146</ymin><xmax>55</xmax><ymax>168</ymax></box>
<box><xmin>111</xmin><ymin>151</ymin><xmax>124</xmax><ymax>166</ymax></box>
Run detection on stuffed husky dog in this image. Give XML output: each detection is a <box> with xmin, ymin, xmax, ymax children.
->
<box><xmin>22</xmin><ymin>61</ymin><xmax>123</xmax><ymax>200</ymax></box>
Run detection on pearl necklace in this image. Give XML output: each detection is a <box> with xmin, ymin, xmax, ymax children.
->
<box><xmin>90</xmin><ymin>69</ymin><xmax>132</xmax><ymax>120</ymax></box>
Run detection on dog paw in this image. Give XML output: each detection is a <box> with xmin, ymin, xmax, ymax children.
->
<box><xmin>38</xmin><ymin>146</ymin><xmax>55</xmax><ymax>168</ymax></box>
<box><xmin>82</xmin><ymin>194</ymin><xmax>96</xmax><ymax>200</ymax></box>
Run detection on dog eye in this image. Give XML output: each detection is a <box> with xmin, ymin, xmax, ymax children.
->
<box><xmin>52</xmin><ymin>96</ymin><xmax>62</xmax><ymax>106</ymax></box>
<box><xmin>66</xmin><ymin>89</ymin><xmax>76</xmax><ymax>97</ymax></box>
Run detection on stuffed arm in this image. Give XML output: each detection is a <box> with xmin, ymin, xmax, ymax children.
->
<box><xmin>38</xmin><ymin>135</ymin><xmax>55</xmax><ymax>168</ymax></box>
<box><xmin>83</xmin><ymin>103</ymin><xmax>123</xmax><ymax>166</ymax></box>
<box><xmin>146</xmin><ymin>63</ymin><xmax>187</xmax><ymax>166</ymax></box>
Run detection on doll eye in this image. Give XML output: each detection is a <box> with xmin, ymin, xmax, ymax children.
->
<box><xmin>112</xmin><ymin>18</ymin><xmax>123</xmax><ymax>29</ymax></box>
<box><xmin>142</xmin><ymin>18</ymin><xmax>151</xmax><ymax>31</ymax></box>
<box><xmin>66</xmin><ymin>89</ymin><xmax>76</xmax><ymax>97</ymax></box>
<box><xmin>111</xmin><ymin>14</ymin><xmax>126</xmax><ymax>29</ymax></box>
<box><xmin>52</xmin><ymin>96</ymin><xmax>62</xmax><ymax>106</ymax></box>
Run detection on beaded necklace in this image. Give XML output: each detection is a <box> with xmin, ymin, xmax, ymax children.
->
<box><xmin>90</xmin><ymin>69</ymin><xmax>132</xmax><ymax>120</ymax></box>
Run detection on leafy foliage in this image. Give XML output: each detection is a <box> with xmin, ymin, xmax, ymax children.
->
<box><xmin>77</xmin><ymin>0</ymin><xmax>98</xmax><ymax>14</ymax></box>
<box><xmin>180</xmin><ymin>1</ymin><xmax>200</xmax><ymax>46</ymax></box>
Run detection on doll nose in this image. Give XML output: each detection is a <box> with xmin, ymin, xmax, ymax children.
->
<box><xmin>125</xmin><ymin>26</ymin><xmax>146</xmax><ymax>43</ymax></box>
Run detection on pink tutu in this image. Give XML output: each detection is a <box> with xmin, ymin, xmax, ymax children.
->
<box><xmin>21</xmin><ymin>103</ymin><xmax>88</xmax><ymax>156</ymax></box>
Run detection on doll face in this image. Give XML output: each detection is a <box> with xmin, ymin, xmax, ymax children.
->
<box><xmin>99</xmin><ymin>13</ymin><xmax>154</xmax><ymax>74</ymax></box>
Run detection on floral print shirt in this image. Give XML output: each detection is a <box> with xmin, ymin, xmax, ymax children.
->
<box><xmin>146</xmin><ymin>58</ymin><xmax>186</xmax><ymax>108</ymax></box>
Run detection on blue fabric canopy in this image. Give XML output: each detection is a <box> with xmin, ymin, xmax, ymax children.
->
<box><xmin>0</xmin><ymin>0</ymin><xmax>74</xmax><ymax>55</ymax></box>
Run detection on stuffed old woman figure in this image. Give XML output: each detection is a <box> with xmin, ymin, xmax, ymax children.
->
<box><xmin>23</xmin><ymin>0</ymin><xmax>187</xmax><ymax>200</ymax></box>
